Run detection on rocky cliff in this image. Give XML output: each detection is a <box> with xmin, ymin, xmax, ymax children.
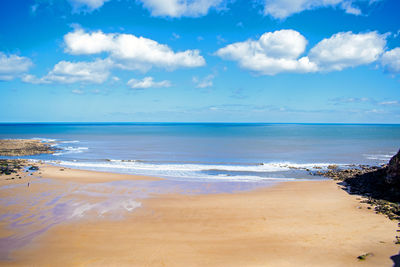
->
<box><xmin>386</xmin><ymin>149</ymin><xmax>400</xmax><ymax>186</ymax></box>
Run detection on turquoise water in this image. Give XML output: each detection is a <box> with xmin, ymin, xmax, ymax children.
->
<box><xmin>0</xmin><ymin>123</ymin><xmax>399</xmax><ymax>182</ymax></box>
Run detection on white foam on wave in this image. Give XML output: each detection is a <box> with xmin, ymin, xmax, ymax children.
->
<box><xmin>59</xmin><ymin>140</ymin><xmax>80</xmax><ymax>144</ymax></box>
<box><xmin>74</xmin><ymin>160</ymin><xmax>334</xmax><ymax>172</ymax></box>
<box><xmin>47</xmin><ymin>160</ymin><xmax>335</xmax><ymax>182</ymax></box>
<box><xmin>28</xmin><ymin>138</ymin><xmax>85</xmax><ymax>155</ymax></box>
<box><xmin>53</xmin><ymin>146</ymin><xmax>88</xmax><ymax>156</ymax></box>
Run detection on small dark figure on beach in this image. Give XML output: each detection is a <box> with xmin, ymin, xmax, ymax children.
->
<box><xmin>27</xmin><ymin>182</ymin><xmax>30</xmax><ymax>187</ymax></box>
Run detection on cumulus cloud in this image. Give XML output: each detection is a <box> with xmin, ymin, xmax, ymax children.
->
<box><xmin>262</xmin><ymin>0</ymin><xmax>363</xmax><ymax>19</ymax></box>
<box><xmin>216</xmin><ymin>30</ymin><xmax>387</xmax><ymax>75</ymax></box>
<box><xmin>127</xmin><ymin>77</ymin><xmax>171</xmax><ymax>89</ymax></box>
<box><xmin>64</xmin><ymin>29</ymin><xmax>205</xmax><ymax>71</ymax></box>
<box><xmin>137</xmin><ymin>0</ymin><xmax>224</xmax><ymax>17</ymax></box>
<box><xmin>0</xmin><ymin>52</ymin><xmax>33</xmax><ymax>80</ymax></box>
<box><xmin>309</xmin><ymin>31</ymin><xmax>386</xmax><ymax>71</ymax></box>
<box><xmin>380</xmin><ymin>48</ymin><xmax>400</xmax><ymax>74</ymax></box>
<box><xmin>216</xmin><ymin>29</ymin><xmax>317</xmax><ymax>75</ymax></box>
<box><xmin>22</xmin><ymin>59</ymin><xmax>111</xmax><ymax>84</ymax></box>
<box><xmin>67</xmin><ymin>0</ymin><xmax>110</xmax><ymax>12</ymax></box>
<box><xmin>193</xmin><ymin>74</ymin><xmax>214</xmax><ymax>88</ymax></box>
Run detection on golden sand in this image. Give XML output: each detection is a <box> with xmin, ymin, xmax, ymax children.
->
<box><xmin>0</xmin><ymin>165</ymin><xmax>399</xmax><ymax>266</ymax></box>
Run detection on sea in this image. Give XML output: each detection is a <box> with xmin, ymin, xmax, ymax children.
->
<box><xmin>1</xmin><ymin>123</ymin><xmax>399</xmax><ymax>183</ymax></box>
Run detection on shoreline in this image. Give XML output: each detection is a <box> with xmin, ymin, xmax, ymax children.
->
<box><xmin>0</xmin><ymin>164</ymin><xmax>399</xmax><ymax>266</ymax></box>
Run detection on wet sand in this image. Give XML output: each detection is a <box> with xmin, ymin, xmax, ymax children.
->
<box><xmin>38</xmin><ymin>163</ymin><xmax>162</xmax><ymax>183</ymax></box>
<box><xmin>0</xmin><ymin>165</ymin><xmax>399</xmax><ymax>266</ymax></box>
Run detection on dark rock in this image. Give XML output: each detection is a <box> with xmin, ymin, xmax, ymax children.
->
<box><xmin>327</xmin><ymin>164</ymin><xmax>338</xmax><ymax>170</ymax></box>
<box><xmin>314</xmin><ymin>150</ymin><xmax>400</xmax><ymax>221</ymax></box>
<box><xmin>386</xmin><ymin>150</ymin><xmax>400</xmax><ymax>185</ymax></box>
<box><xmin>0</xmin><ymin>159</ymin><xmax>27</xmax><ymax>176</ymax></box>
<box><xmin>357</xmin><ymin>252</ymin><xmax>373</xmax><ymax>260</ymax></box>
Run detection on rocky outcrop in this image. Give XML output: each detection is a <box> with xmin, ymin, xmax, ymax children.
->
<box><xmin>315</xmin><ymin>165</ymin><xmax>382</xmax><ymax>180</ymax></box>
<box><xmin>386</xmin><ymin>149</ymin><xmax>400</xmax><ymax>185</ymax></box>
<box><xmin>0</xmin><ymin>139</ymin><xmax>58</xmax><ymax>156</ymax></box>
<box><xmin>315</xmin><ymin>150</ymin><xmax>400</xmax><ymax>202</ymax></box>
<box><xmin>316</xmin><ymin>150</ymin><xmax>400</xmax><ymax>220</ymax></box>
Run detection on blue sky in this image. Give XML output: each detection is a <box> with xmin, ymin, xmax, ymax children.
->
<box><xmin>0</xmin><ymin>0</ymin><xmax>399</xmax><ymax>123</ymax></box>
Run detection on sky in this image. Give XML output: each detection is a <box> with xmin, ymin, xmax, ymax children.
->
<box><xmin>0</xmin><ymin>0</ymin><xmax>399</xmax><ymax>123</ymax></box>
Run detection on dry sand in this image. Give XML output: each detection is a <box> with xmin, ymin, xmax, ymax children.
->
<box><xmin>1</xmin><ymin>165</ymin><xmax>399</xmax><ymax>266</ymax></box>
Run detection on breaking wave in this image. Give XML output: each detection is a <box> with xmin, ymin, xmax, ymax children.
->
<box><xmin>46</xmin><ymin>159</ymin><xmax>337</xmax><ymax>182</ymax></box>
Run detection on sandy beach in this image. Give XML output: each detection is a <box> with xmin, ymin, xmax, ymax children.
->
<box><xmin>0</xmin><ymin>164</ymin><xmax>398</xmax><ymax>266</ymax></box>
<box><xmin>2</xmin><ymin>0</ymin><xmax>400</xmax><ymax>263</ymax></box>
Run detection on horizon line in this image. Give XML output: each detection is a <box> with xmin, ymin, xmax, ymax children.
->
<box><xmin>1</xmin><ymin>122</ymin><xmax>400</xmax><ymax>125</ymax></box>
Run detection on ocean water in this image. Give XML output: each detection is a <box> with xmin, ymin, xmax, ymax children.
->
<box><xmin>0</xmin><ymin>123</ymin><xmax>399</xmax><ymax>182</ymax></box>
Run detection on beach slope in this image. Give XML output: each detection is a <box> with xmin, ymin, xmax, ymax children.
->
<box><xmin>3</xmin><ymin>166</ymin><xmax>398</xmax><ymax>266</ymax></box>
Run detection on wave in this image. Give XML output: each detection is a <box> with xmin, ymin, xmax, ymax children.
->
<box><xmin>46</xmin><ymin>160</ymin><xmax>335</xmax><ymax>182</ymax></box>
<box><xmin>53</xmin><ymin>160</ymin><xmax>335</xmax><ymax>172</ymax></box>
<box><xmin>53</xmin><ymin>146</ymin><xmax>88</xmax><ymax>156</ymax></box>
<box><xmin>30</xmin><ymin>138</ymin><xmax>87</xmax><ymax>156</ymax></box>
<box><xmin>59</xmin><ymin>140</ymin><xmax>80</xmax><ymax>144</ymax></box>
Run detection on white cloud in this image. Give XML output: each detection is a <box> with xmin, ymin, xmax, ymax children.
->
<box><xmin>0</xmin><ymin>52</ymin><xmax>33</xmax><ymax>80</ymax></box>
<box><xmin>137</xmin><ymin>0</ymin><xmax>224</xmax><ymax>17</ymax></box>
<box><xmin>64</xmin><ymin>29</ymin><xmax>205</xmax><ymax>71</ymax></box>
<box><xmin>216</xmin><ymin>30</ymin><xmax>387</xmax><ymax>75</ymax></box>
<box><xmin>366</xmin><ymin>108</ymin><xmax>386</xmax><ymax>114</ymax></box>
<box><xmin>72</xmin><ymin>89</ymin><xmax>84</xmax><ymax>94</ymax></box>
<box><xmin>21</xmin><ymin>74</ymin><xmax>46</xmax><ymax>84</ymax></box>
<box><xmin>22</xmin><ymin>59</ymin><xmax>111</xmax><ymax>84</ymax></box>
<box><xmin>309</xmin><ymin>31</ymin><xmax>386</xmax><ymax>71</ymax></box>
<box><xmin>193</xmin><ymin>74</ymin><xmax>214</xmax><ymax>88</ymax></box>
<box><xmin>379</xmin><ymin>100</ymin><xmax>399</xmax><ymax>106</ymax></box>
<box><xmin>381</xmin><ymin>48</ymin><xmax>400</xmax><ymax>74</ymax></box>
<box><xmin>67</xmin><ymin>0</ymin><xmax>110</xmax><ymax>12</ymax></box>
<box><xmin>127</xmin><ymin>77</ymin><xmax>171</xmax><ymax>89</ymax></box>
<box><xmin>262</xmin><ymin>0</ymin><xmax>363</xmax><ymax>19</ymax></box>
<box><xmin>340</xmin><ymin>1</ymin><xmax>362</xmax><ymax>15</ymax></box>
<box><xmin>216</xmin><ymin>29</ymin><xmax>317</xmax><ymax>75</ymax></box>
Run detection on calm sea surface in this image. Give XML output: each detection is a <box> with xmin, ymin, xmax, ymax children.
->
<box><xmin>1</xmin><ymin>123</ymin><xmax>399</xmax><ymax>182</ymax></box>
